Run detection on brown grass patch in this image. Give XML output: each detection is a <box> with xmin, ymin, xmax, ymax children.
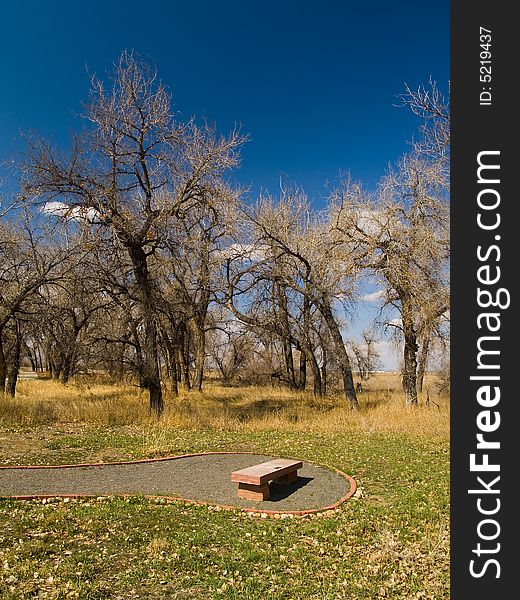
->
<box><xmin>1</xmin><ymin>374</ymin><xmax>449</xmax><ymax>439</ymax></box>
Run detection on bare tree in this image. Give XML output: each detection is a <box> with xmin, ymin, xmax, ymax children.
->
<box><xmin>38</xmin><ymin>260</ymin><xmax>108</xmax><ymax>383</ymax></box>
<box><xmin>23</xmin><ymin>51</ymin><xmax>245</xmax><ymax>415</ymax></box>
<box><xmin>226</xmin><ymin>192</ymin><xmax>360</xmax><ymax>409</ymax></box>
<box><xmin>331</xmin><ymin>160</ymin><xmax>449</xmax><ymax>405</ymax></box>
<box><xmin>351</xmin><ymin>329</ymin><xmax>381</xmax><ymax>380</ymax></box>
<box><xmin>159</xmin><ymin>195</ymin><xmax>239</xmax><ymax>391</ymax></box>
<box><xmin>328</xmin><ymin>81</ymin><xmax>449</xmax><ymax>405</ymax></box>
<box><xmin>0</xmin><ymin>214</ymin><xmax>76</xmax><ymax>396</ymax></box>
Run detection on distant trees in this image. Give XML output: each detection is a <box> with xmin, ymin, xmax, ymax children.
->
<box><xmin>39</xmin><ymin>260</ymin><xmax>107</xmax><ymax>383</ymax></box>
<box><xmin>0</xmin><ymin>215</ymin><xmax>82</xmax><ymax>396</ymax></box>
<box><xmin>0</xmin><ymin>54</ymin><xmax>450</xmax><ymax>412</ymax></box>
<box><xmin>351</xmin><ymin>330</ymin><xmax>381</xmax><ymax>381</ymax></box>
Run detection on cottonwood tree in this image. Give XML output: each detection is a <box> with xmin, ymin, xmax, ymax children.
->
<box><xmin>38</xmin><ymin>262</ymin><xmax>108</xmax><ymax>383</ymax></box>
<box><xmin>226</xmin><ymin>192</ymin><xmax>360</xmax><ymax>409</ymax></box>
<box><xmin>83</xmin><ymin>232</ymin><xmax>167</xmax><ymax>386</ymax></box>
<box><xmin>158</xmin><ymin>193</ymin><xmax>239</xmax><ymax>391</ymax></box>
<box><xmin>331</xmin><ymin>160</ymin><xmax>449</xmax><ymax>404</ymax></box>
<box><xmin>330</xmin><ymin>82</ymin><xmax>449</xmax><ymax>405</ymax></box>
<box><xmin>350</xmin><ymin>329</ymin><xmax>381</xmax><ymax>381</ymax></box>
<box><xmin>404</xmin><ymin>80</ymin><xmax>450</xmax><ymax>392</ymax></box>
<box><xmin>23</xmin><ymin>51</ymin><xmax>245</xmax><ymax>415</ymax></box>
<box><xmin>0</xmin><ymin>214</ymin><xmax>75</xmax><ymax>396</ymax></box>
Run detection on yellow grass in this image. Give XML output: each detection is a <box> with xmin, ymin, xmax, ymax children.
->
<box><xmin>1</xmin><ymin>374</ymin><xmax>449</xmax><ymax>439</ymax></box>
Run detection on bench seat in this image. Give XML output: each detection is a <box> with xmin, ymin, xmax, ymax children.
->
<box><xmin>231</xmin><ymin>459</ymin><xmax>302</xmax><ymax>501</ymax></box>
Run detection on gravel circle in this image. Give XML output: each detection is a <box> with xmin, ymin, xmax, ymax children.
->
<box><xmin>0</xmin><ymin>453</ymin><xmax>353</xmax><ymax>511</ymax></box>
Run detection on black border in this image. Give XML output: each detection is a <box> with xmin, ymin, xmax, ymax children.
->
<box><xmin>451</xmin><ymin>2</ymin><xmax>516</xmax><ymax>596</ymax></box>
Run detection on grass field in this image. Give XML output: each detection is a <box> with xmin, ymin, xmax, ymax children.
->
<box><xmin>0</xmin><ymin>375</ymin><xmax>449</xmax><ymax>599</ymax></box>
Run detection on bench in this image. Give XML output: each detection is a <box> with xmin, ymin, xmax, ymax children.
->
<box><xmin>231</xmin><ymin>458</ymin><xmax>303</xmax><ymax>501</ymax></box>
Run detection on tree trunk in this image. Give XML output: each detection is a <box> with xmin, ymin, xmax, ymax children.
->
<box><xmin>0</xmin><ymin>331</ymin><xmax>7</xmax><ymax>395</ymax></box>
<box><xmin>298</xmin><ymin>350</ymin><xmax>307</xmax><ymax>390</ymax></box>
<box><xmin>300</xmin><ymin>341</ymin><xmax>322</xmax><ymax>396</ymax></box>
<box><xmin>36</xmin><ymin>345</ymin><xmax>44</xmax><ymax>372</ymax></box>
<box><xmin>56</xmin><ymin>360</ymin><xmax>65</xmax><ymax>381</ymax></box>
<box><xmin>401</xmin><ymin>307</ymin><xmax>419</xmax><ymax>405</ymax></box>
<box><xmin>417</xmin><ymin>335</ymin><xmax>431</xmax><ymax>393</ymax></box>
<box><xmin>170</xmin><ymin>354</ymin><xmax>179</xmax><ymax>396</ymax></box>
<box><xmin>24</xmin><ymin>342</ymin><xmax>36</xmax><ymax>372</ymax></box>
<box><xmin>191</xmin><ymin>322</ymin><xmax>206</xmax><ymax>393</ymax></box>
<box><xmin>53</xmin><ymin>355</ymin><xmax>63</xmax><ymax>381</ymax></box>
<box><xmin>44</xmin><ymin>341</ymin><xmax>53</xmax><ymax>376</ymax></box>
<box><xmin>282</xmin><ymin>337</ymin><xmax>297</xmax><ymax>389</ymax></box>
<box><xmin>177</xmin><ymin>326</ymin><xmax>191</xmax><ymax>391</ymax></box>
<box><xmin>161</xmin><ymin>333</ymin><xmax>179</xmax><ymax>396</ymax></box>
<box><xmin>6</xmin><ymin>325</ymin><xmax>22</xmax><ymax>398</ymax></box>
<box><xmin>128</xmin><ymin>324</ymin><xmax>145</xmax><ymax>387</ymax></box>
<box><xmin>319</xmin><ymin>301</ymin><xmax>358</xmax><ymax>410</ymax></box>
<box><xmin>61</xmin><ymin>347</ymin><xmax>75</xmax><ymax>384</ymax></box>
<box><xmin>276</xmin><ymin>283</ymin><xmax>297</xmax><ymax>389</ymax></box>
<box><xmin>127</xmin><ymin>244</ymin><xmax>163</xmax><ymax>416</ymax></box>
<box><xmin>143</xmin><ymin>312</ymin><xmax>163</xmax><ymax>415</ymax></box>
<box><xmin>298</xmin><ymin>294</ymin><xmax>310</xmax><ymax>391</ymax></box>
<box><xmin>321</xmin><ymin>345</ymin><xmax>327</xmax><ymax>395</ymax></box>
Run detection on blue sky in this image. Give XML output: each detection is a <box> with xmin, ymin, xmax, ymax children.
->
<box><xmin>0</xmin><ymin>1</ymin><xmax>449</xmax><ymax>367</ymax></box>
<box><xmin>1</xmin><ymin>1</ymin><xmax>448</xmax><ymax>199</ymax></box>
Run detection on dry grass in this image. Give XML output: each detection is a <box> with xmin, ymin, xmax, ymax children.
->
<box><xmin>1</xmin><ymin>379</ymin><xmax>147</xmax><ymax>427</ymax></box>
<box><xmin>0</xmin><ymin>373</ymin><xmax>450</xmax><ymax>598</ymax></box>
<box><xmin>1</xmin><ymin>374</ymin><xmax>449</xmax><ymax>439</ymax></box>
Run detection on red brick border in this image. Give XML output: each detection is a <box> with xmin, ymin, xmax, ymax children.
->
<box><xmin>0</xmin><ymin>452</ymin><xmax>357</xmax><ymax>516</ymax></box>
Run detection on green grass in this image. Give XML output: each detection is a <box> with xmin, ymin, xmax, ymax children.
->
<box><xmin>0</xmin><ymin>426</ymin><xmax>449</xmax><ymax>599</ymax></box>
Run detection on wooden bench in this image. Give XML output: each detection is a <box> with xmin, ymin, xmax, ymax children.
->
<box><xmin>231</xmin><ymin>459</ymin><xmax>303</xmax><ymax>501</ymax></box>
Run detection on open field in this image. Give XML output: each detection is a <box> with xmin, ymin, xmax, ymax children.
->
<box><xmin>2</xmin><ymin>372</ymin><xmax>448</xmax><ymax>437</ymax></box>
<box><xmin>0</xmin><ymin>375</ymin><xmax>449</xmax><ymax>598</ymax></box>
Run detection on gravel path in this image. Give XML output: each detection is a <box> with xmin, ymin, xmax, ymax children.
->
<box><xmin>0</xmin><ymin>453</ymin><xmax>352</xmax><ymax>511</ymax></box>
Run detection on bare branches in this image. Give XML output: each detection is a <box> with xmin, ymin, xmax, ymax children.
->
<box><xmin>24</xmin><ymin>51</ymin><xmax>247</xmax><ymax>253</ymax></box>
<box><xmin>398</xmin><ymin>78</ymin><xmax>450</xmax><ymax>162</ymax></box>
<box><xmin>329</xmin><ymin>87</ymin><xmax>450</xmax><ymax>404</ymax></box>
<box><xmin>3</xmin><ymin>58</ymin><xmax>450</xmax><ymax>408</ymax></box>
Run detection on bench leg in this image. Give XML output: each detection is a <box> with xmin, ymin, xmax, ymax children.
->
<box><xmin>237</xmin><ymin>482</ymin><xmax>270</xmax><ymax>501</ymax></box>
<box><xmin>274</xmin><ymin>471</ymin><xmax>298</xmax><ymax>485</ymax></box>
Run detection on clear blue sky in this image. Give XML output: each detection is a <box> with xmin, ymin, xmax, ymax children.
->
<box><xmin>0</xmin><ymin>1</ymin><xmax>449</xmax><ymax>368</ymax></box>
<box><xmin>1</xmin><ymin>0</ymin><xmax>449</xmax><ymax>203</ymax></box>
